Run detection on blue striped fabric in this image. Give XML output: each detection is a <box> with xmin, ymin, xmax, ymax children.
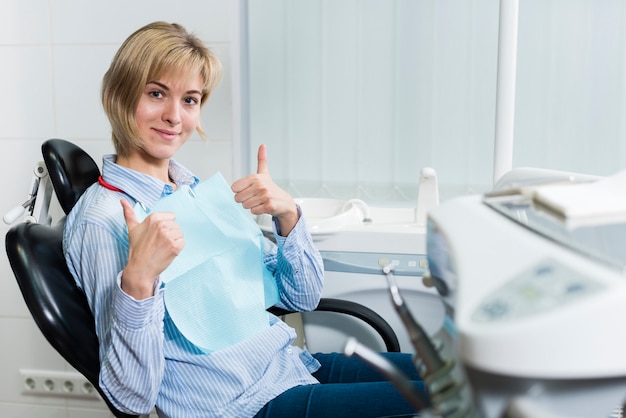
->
<box><xmin>63</xmin><ymin>155</ymin><xmax>324</xmax><ymax>417</ymax></box>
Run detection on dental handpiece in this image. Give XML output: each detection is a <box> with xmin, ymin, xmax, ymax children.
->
<box><xmin>383</xmin><ymin>265</ymin><xmax>445</xmax><ymax>376</ymax></box>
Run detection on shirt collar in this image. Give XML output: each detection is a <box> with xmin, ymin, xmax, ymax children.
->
<box><xmin>100</xmin><ymin>155</ymin><xmax>199</xmax><ymax>210</ymax></box>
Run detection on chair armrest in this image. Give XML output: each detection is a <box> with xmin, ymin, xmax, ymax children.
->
<box><xmin>268</xmin><ymin>297</ymin><xmax>401</xmax><ymax>352</ymax></box>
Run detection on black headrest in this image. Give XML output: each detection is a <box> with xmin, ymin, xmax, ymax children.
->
<box><xmin>42</xmin><ymin>139</ymin><xmax>100</xmax><ymax>215</ymax></box>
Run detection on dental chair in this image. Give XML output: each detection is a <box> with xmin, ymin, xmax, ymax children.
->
<box><xmin>5</xmin><ymin>138</ymin><xmax>401</xmax><ymax>418</ymax></box>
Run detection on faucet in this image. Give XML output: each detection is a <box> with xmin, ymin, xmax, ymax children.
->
<box><xmin>415</xmin><ymin>167</ymin><xmax>439</xmax><ymax>226</ymax></box>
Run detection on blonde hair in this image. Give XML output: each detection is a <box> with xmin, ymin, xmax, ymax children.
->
<box><xmin>101</xmin><ymin>21</ymin><xmax>222</xmax><ymax>157</ymax></box>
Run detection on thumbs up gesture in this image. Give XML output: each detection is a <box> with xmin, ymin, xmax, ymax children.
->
<box><xmin>231</xmin><ymin>144</ymin><xmax>299</xmax><ymax>236</ymax></box>
<box><xmin>120</xmin><ymin>198</ymin><xmax>185</xmax><ymax>299</ymax></box>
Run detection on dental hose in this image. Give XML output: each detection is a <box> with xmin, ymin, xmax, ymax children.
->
<box><xmin>344</xmin><ymin>338</ymin><xmax>428</xmax><ymax>412</ymax></box>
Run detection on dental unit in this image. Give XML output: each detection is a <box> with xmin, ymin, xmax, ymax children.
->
<box><xmin>346</xmin><ymin>167</ymin><xmax>626</xmax><ymax>418</ymax></box>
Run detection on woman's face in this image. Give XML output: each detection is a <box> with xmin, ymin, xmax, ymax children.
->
<box><xmin>132</xmin><ymin>70</ymin><xmax>203</xmax><ymax>166</ymax></box>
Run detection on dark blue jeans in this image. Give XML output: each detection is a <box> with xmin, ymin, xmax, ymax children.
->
<box><xmin>254</xmin><ymin>352</ymin><xmax>427</xmax><ymax>418</ymax></box>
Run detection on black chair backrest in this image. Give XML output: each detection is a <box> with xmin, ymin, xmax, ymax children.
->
<box><xmin>42</xmin><ymin>138</ymin><xmax>100</xmax><ymax>215</ymax></box>
<box><xmin>5</xmin><ymin>139</ymin><xmax>137</xmax><ymax>418</ymax></box>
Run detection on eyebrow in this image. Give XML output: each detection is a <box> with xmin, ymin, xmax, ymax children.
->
<box><xmin>147</xmin><ymin>80</ymin><xmax>202</xmax><ymax>96</ymax></box>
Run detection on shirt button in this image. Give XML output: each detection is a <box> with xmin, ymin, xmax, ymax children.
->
<box><xmin>287</xmin><ymin>348</ymin><xmax>293</xmax><ymax>354</ymax></box>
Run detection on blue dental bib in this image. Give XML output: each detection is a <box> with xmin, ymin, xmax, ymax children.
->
<box><xmin>134</xmin><ymin>173</ymin><xmax>279</xmax><ymax>353</ymax></box>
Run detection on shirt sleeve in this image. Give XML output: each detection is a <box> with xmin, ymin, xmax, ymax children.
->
<box><xmin>65</xmin><ymin>218</ymin><xmax>164</xmax><ymax>415</ymax></box>
<box><xmin>264</xmin><ymin>212</ymin><xmax>324</xmax><ymax>312</ymax></box>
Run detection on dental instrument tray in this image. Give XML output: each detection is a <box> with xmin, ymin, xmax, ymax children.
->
<box><xmin>483</xmin><ymin>173</ymin><xmax>626</xmax><ymax>274</ymax></box>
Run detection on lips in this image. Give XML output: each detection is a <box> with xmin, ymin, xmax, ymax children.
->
<box><xmin>154</xmin><ymin>128</ymin><xmax>180</xmax><ymax>140</ymax></box>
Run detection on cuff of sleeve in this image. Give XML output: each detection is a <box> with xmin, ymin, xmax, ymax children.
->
<box><xmin>274</xmin><ymin>208</ymin><xmax>312</xmax><ymax>255</ymax></box>
<box><xmin>272</xmin><ymin>204</ymin><xmax>302</xmax><ymax>237</ymax></box>
<box><xmin>113</xmin><ymin>273</ymin><xmax>164</xmax><ymax>330</ymax></box>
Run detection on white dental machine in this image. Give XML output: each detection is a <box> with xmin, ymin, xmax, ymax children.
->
<box><xmin>431</xmin><ymin>168</ymin><xmax>626</xmax><ymax>418</ymax></box>
<box><xmin>347</xmin><ymin>167</ymin><xmax>626</xmax><ymax>418</ymax></box>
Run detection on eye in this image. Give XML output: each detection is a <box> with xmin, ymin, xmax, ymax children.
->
<box><xmin>184</xmin><ymin>96</ymin><xmax>199</xmax><ymax>105</ymax></box>
<box><xmin>149</xmin><ymin>90</ymin><xmax>163</xmax><ymax>99</ymax></box>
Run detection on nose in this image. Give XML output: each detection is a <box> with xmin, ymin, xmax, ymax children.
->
<box><xmin>162</xmin><ymin>100</ymin><xmax>181</xmax><ymax>126</ymax></box>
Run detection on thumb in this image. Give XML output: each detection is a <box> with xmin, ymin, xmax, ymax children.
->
<box><xmin>256</xmin><ymin>144</ymin><xmax>269</xmax><ymax>174</ymax></box>
<box><xmin>121</xmin><ymin>199</ymin><xmax>139</xmax><ymax>229</ymax></box>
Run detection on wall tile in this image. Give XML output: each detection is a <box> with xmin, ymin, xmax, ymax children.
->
<box><xmin>0</xmin><ymin>47</ymin><xmax>55</xmax><ymax>139</ymax></box>
<box><xmin>0</xmin><ymin>318</ymin><xmax>68</xmax><ymax>405</ymax></box>
<box><xmin>0</xmin><ymin>0</ymin><xmax>51</xmax><ymax>45</ymax></box>
<box><xmin>50</xmin><ymin>0</ymin><xmax>232</xmax><ymax>44</ymax></box>
<box><xmin>0</xmin><ymin>404</ymin><xmax>66</xmax><ymax>418</ymax></box>
<box><xmin>0</xmin><ymin>398</ymin><xmax>112</xmax><ymax>418</ymax></box>
<box><xmin>52</xmin><ymin>45</ymin><xmax>118</xmax><ymax>140</ymax></box>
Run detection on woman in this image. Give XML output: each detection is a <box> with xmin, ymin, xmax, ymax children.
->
<box><xmin>64</xmin><ymin>21</ymin><xmax>426</xmax><ymax>417</ymax></box>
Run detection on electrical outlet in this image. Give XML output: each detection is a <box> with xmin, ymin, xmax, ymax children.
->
<box><xmin>19</xmin><ymin>369</ymin><xmax>99</xmax><ymax>399</ymax></box>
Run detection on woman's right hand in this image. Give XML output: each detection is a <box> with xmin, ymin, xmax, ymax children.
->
<box><xmin>120</xmin><ymin>199</ymin><xmax>185</xmax><ymax>299</ymax></box>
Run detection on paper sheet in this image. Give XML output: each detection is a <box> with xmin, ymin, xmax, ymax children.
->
<box><xmin>529</xmin><ymin>169</ymin><xmax>626</xmax><ymax>226</ymax></box>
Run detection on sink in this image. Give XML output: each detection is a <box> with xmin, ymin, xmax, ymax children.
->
<box><xmin>256</xmin><ymin>198</ymin><xmax>369</xmax><ymax>234</ymax></box>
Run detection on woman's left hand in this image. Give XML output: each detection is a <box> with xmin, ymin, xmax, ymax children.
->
<box><xmin>231</xmin><ymin>144</ymin><xmax>299</xmax><ymax>236</ymax></box>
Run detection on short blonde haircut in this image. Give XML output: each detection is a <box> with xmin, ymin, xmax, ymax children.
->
<box><xmin>101</xmin><ymin>21</ymin><xmax>222</xmax><ymax>157</ymax></box>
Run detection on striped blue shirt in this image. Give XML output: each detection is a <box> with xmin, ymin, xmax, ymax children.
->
<box><xmin>63</xmin><ymin>155</ymin><xmax>324</xmax><ymax>417</ymax></box>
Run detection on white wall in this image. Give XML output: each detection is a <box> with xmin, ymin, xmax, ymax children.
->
<box><xmin>0</xmin><ymin>1</ymin><xmax>237</xmax><ymax>416</ymax></box>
